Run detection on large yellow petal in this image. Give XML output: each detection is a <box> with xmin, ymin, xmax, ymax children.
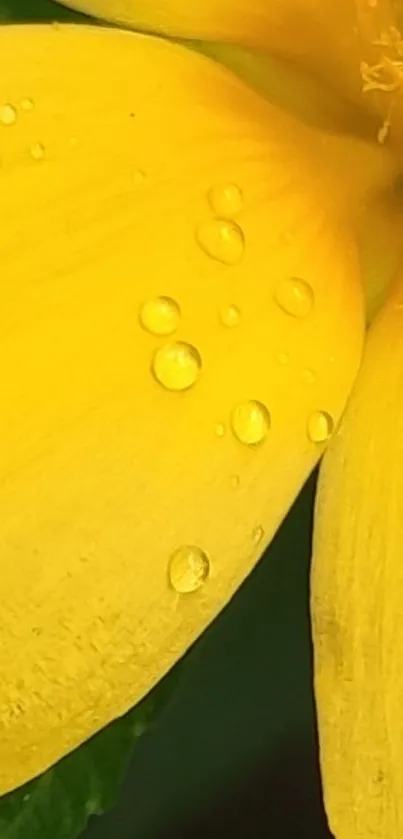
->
<box><xmin>56</xmin><ymin>0</ymin><xmax>400</xmax><ymax>134</ymax></box>
<box><xmin>0</xmin><ymin>23</ymin><xmax>381</xmax><ymax>794</ymax></box>
<box><xmin>312</xmin><ymin>264</ymin><xmax>403</xmax><ymax>838</ymax></box>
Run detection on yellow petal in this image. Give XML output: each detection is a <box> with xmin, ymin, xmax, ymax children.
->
<box><xmin>56</xmin><ymin>0</ymin><xmax>398</xmax><ymax>131</ymax></box>
<box><xmin>0</xmin><ymin>22</ymin><xmax>371</xmax><ymax>794</ymax></box>
<box><xmin>312</xmin><ymin>265</ymin><xmax>403</xmax><ymax>838</ymax></box>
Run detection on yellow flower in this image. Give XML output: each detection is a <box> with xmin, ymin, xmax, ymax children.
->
<box><xmin>1</xmin><ymin>1</ymin><xmax>403</xmax><ymax>835</ymax></box>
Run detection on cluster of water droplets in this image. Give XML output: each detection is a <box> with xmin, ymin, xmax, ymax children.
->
<box><xmin>0</xmin><ymin>97</ymin><xmax>47</xmax><ymax>162</ymax></box>
<box><xmin>136</xmin><ymin>181</ymin><xmax>336</xmax><ymax>594</ymax></box>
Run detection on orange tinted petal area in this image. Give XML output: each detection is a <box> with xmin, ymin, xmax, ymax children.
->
<box><xmin>312</xmin><ymin>263</ymin><xmax>403</xmax><ymax>839</ymax></box>
<box><xmin>0</xmin><ymin>24</ymin><xmax>366</xmax><ymax>793</ymax></box>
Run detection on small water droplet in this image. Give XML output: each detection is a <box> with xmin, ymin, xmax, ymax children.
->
<box><xmin>215</xmin><ymin>422</ymin><xmax>226</xmax><ymax>438</ymax></box>
<box><xmin>252</xmin><ymin>525</ymin><xmax>264</xmax><ymax>545</ymax></box>
<box><xmin>208</xmin><ymin>182</ymin><xmax>243</xmax><ymax>216</ymax></box>
<box><xmin>307</xmin><ymin>410</ymin><xmax>334</xmax><ymax>443</ymax></box>
<box><xmin>231</xmin><ymin>400</ymin><xmax>271</xmax><ymax>446</ymax></box>
<box><xmin>0</xmin><ymin>103</ymin><xmax>17</xmax><ymax>126</ymax></box>
<box><xmin>219</xmin><ymin>304</ymin><xmax>241</xmax><ymax>328</ymax></box>
<box><xmin>152</xmin><ymin>341</ymin><xmax>201</xmax><ymax>391</ymax></box>
<box><xmin>301</xmin><ymin>368</ymin><xmax>316</xmax><ymax>384</ymax></box>
<box><xmin>196</xmin><ymin>219</ymin><xmax>245</xmax><ymax>265</ymax></box>
<box><xmin>133</xmin><ymin>169</ymin><xmax>146</xmax><ymax>185</ymax></box>
<box><xmin>139</xmin><ymin>296</ymin><xmax>180</xmax><ymax>336</ymax></box>
<box><xmin>20</xmin><ymin>98</ymin><xmax>34</xmax><ymax>111</ymax></box>
<box><xmin>277</xmin><ymin>351</ymin><xmax>289</xmax><ymax>365</ymax></box>
<box><xmin>30</xmin><ymin>142</ymin><xmax>45</xmax><ymax>161</ymax></box>
<box><xmin>168</xmin><ymin>545</ymin><xmax>210</xmax><ymax>593</ymax></box>
<box><xmin>275</xmin><ymin>277</ymin><xmax>314</xmax><ymax>318</ymax></box>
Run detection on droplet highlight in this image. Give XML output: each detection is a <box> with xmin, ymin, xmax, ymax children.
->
<box><xmin>30</xmin><ymin>142</ymin><xmax>45</xmax><ymax>161</ymax></box>
<box><xmin>208</xmin><ymin>183</ymin><xmax>243</xmax><ymax>217</ymax></box>
<box><xmin>219</xmin><ymin>304</ymin><xmax>241</xmax><ymax>328</ymax></box>
<box><xmin>0</xmin><ymin>104</ymin><xmax>17</xmax><ymax>126</ymax></box>
<box><xmin>152</xmin><ymin>341</ymin><xmax>201</xmax><ymax>391</ymax></box>
<box><xmin>275</xmin><ymin>277</ymin><xmax>314</xmax><ymax>318</ymax></box>
<box><xmin>307</xmin><ymin>410</ymin><xmax>334</xmax><ymax>443</ymax></box>
<box><xmin>139</xmin><ymin>296</ymin><xmax>180</xmax><ymax>336</ymax></box>
<box><xmin>196</xmin><ymin>219</ymin><xmax>245</xmax><ymax>265</ymax></box>
<box><xmin>231</xmin><ymin>400</ymin><xmax>271</xmax><ymax>446</ymax></box>
<box><xmin>168</xmin><ymin>545</ymin><xmax>210</xmax><ymax>594</ymax></box>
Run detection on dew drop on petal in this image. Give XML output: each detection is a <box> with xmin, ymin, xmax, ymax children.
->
<box><xmin>307</xmin><ymin>410</ymin><xmax>334</xmax><ymax>443</ymax></box>
<box><xmin>196</xmin><ymin>219</ymin><xmax>245</xmax><ymax>265</ymax></box>
<box><xmin>219</xmin><ymin>304</ymin><xmax>241</xmax><ymax>328</ymax></box>
<box><xmin>275</xmin><ymin>277</ymin><xmax>314</xmax><ymax>318</ymax></box>
<box><xmin>215</xmin><ymin>422</ymin><xmax>226</xmax><ymax>438</ymax></box>
<box><xmin>139</xmin><ymin>296</ymin><xmax>180</xmax><ymax>336</ymax></box>
<box><xmin>252</xmin><ymin>525</ymin><xmax>264</xmax><ymax>545</ymax></box>
<box><xmin>301</xmin><ymin>368</ymin><xmax>316</xmax><ymax>384</ymax></box>
<box><xmin>208</xmin><ymin>182</ymin><xmax>243</xmax><ymax>217</ymax></box>
<box><xmin>168</xmin><ymin>545</ymin><xmax>210</xmax><ymax>594</ymax></box>
<box><xmin>152</xmin><ymin>341</ymin><xmax>201</xmax><ymax>391</ymax></box>
<box><xmin>0</xmin><ymin>104</ymin><xmax>17</xmax><ymax>126</ymax></box>
<box><xmin>30</xmin><ymin>142</ymin><xmax>45</xmax><ymax>161</ymax></box>
<box><xmin>20</xmin><ymin>98</ymin><xmax>34</xmax><ymax>111</ymax></box>
<box><xmin>231</xmin><ymin>400</ymin><xmax>271</xmax><ymax>446</ymax></box>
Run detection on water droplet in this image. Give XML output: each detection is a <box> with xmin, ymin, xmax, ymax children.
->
<box><xmin>139</xmin><ymin>296</ymin><xmax>180</xmax><ymax>336</ymax></box>
<box><xmin>301</xmin><ymin>368</ymin><xmax>316</xmax><ymax>384</ymax></box>
<box><xmin>0</xmin><ymin>103</ymin><xmax>17</xmax><ymax>126</ymax></box>
<box><xmin>20</xmin><ymin>98</ymin><xmax>34</xmax><ymax>111</ymax></box>
<box><xmin>215</xmin><ymin>422</ymin><xmax>226</xmax><ymax>438</ymax></box>
<box><xmin>307</xmin><ymin>410</ymin><xmax>334</xmax><ymax>443</ymax></box>
<box><xmin>275</xmin><ymin>277</ymin><xmax>314</xmax><ymax>318</ymax></box>
<box><xmin>152</xmin><ymin>341</ymin><xmax>201</xmax><ymax>391</ymax></box>
<box><xmin>252</xmin><ymin>525</ymin><xmax>264</xmax><ymax>545</ymax></box>
<box><xmin>219</xmin><ymin>304</ymin><xmax>241</xmax><ymax>327</ymax></box>
<box><xmin>30</xmin><ymin>142</ymin><xmax>45</xmax><ymax>161</ymax></box>
<box><xmin>196</xmin><ymin>219</ymin><xmax>245</xmax><ymax>265</ymax></box>
<box><xmin>208</xmin><ymin>183</ymin><xmax>243</xmax><ymax>216</ymax></box>
<box><xmin>231</xmin><ymin>400</ymin><xmax>271</xmax><ymax>446</ymax></box>
<box><xmin>277</xmin><ymin>352</ymin><xmax>289</xmax><ymax>365</ymax></box>
<box><xmin>168</xmin><ymin>545</ymin><xmax>210</xmax><ymax>593</ymax></box>
<box><xmin>133</xmin><ymin>169</ymin><xmax>146</xmax><ymax>185</ymax></box>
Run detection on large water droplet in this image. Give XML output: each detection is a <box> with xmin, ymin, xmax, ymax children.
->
<box><xmin>0</xmin><ymin>104</ymin><xmax>17</xmax><ymax>126</ymax></box>
<box><xmin>196</xmin><ymin>219</ymin><xmax>245</xmax><ymax>265</ymax></box>
<box><xmin>275</xmin><ymin>277</ymin><xmax>314</xmax><ymax>318</ymax></box>
<box><xmin>139</xmin><ymin>296</ymin><xmax>180</xmax><ymax>336</ymax></box>
<box><xmin>307</xmin><ymin>410</ymin><xmax>334</xmax><ymax>443</ymax></box>
<box><xmin>152</xmin><ymin>341</ymin><xmax>201</xmax><ymax>391</ymax></box>
<box><xmin>30</xmin><ymin>142</ymin><xmax>45</xmax><ymax>161</ymax></box>
<box><xmin>219</xmin><ymin>304</ymin><xmax>241</xmax><ymax>328</ymax></box>
<box><xmin>168</xmin><ymin>545</ymin><xmax>210</xmax><ymax>593</ymax></box>
<box><xmin>208</xmin><ymin>183</ymin><xmax>243</xmax><ymax>217</ymax></box>
<box><xmin>231</xmin><ymin>400</ymin><xmax>271</xmax><ymax>446</ymax></box>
